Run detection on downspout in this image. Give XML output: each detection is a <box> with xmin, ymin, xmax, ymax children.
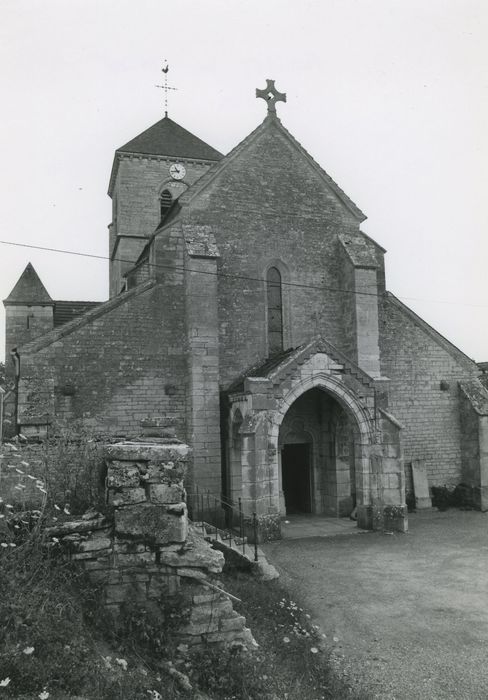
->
<box><xmin>10</xmin><ymin>349</ymin><xmax>20</xmax><ymax>436</ymax></box>
<box><xmin>0</xmin><ymin>386</ymin><xmax>5</xmax><ymax>444</ymax></box>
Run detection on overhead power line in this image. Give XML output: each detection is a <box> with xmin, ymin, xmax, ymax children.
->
<box><xmin>0</xmin><ymin>239</ymin><xmax>486</xmax><ymax>309</ymax></box>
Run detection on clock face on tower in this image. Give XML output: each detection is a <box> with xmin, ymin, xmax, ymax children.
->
<box><xmin>169</xmin><ymin>163</ymin><xmax>186</xmax><ymax>180</ymax></box>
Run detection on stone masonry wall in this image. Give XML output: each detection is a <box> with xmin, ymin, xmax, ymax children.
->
<box><xmin>380</xmin><ymin>296</ymin><xmax>479</xmax><ymax>486</ymax></box>
<box><xmin>176</xmin><ymin>118</ymin><xmax>382</xmax><ymax>388</ymax></box>
<box><xmin>4</xmin><ymin>305</ymin><xmax>53</xmax><ymax>380</ymax></box>
<box><xmin>48</xmin><ymin>440</ymin><xmax>254</xmax><ymax>649</ymax></box>
<box><xmin>16</xmin><ymin>282</ymin><xmax>187</xmax><ymax>438</ymax></box>
<box><xmin>110</xmin><ymin>156</ymin><xmax>212</xmax><ymax>296</ymax></box>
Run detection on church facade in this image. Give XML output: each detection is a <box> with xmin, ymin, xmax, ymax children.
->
<box><xmin>4</xmin><ymin>81</ymin><xmax>488</xmax><ymax>538</ymax></box>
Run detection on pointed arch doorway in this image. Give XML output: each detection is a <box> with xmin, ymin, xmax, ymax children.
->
<box><xmin>278</xmin><ymin>387</ymin><xmax>357</xmax><ymax>517</ymax></box>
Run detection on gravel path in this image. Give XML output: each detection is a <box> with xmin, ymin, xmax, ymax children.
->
<box><xmin>262</xmin><ymin>510</ymin><xmax>488</xmax><ymax>699</ymax></box>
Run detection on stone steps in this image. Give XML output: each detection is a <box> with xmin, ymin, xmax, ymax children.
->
<box><xmin>193</xmin><ymin>520</ymin><xmax>279</xmax><ymax>581</ymax></box>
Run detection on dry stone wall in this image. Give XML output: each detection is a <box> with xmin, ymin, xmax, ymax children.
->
<box><xmin>47</xmin><ymin>439</ymin><xmax>254</xmax><ymax>649</ymax></box>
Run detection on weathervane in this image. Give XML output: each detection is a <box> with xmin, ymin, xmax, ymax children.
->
<box><xmin>256</xmin><ymin>79</ymin><xmax>286</xmax><ymax>115</ymax></box>
<box><xmin>156</xmin><ymin>61</ymin><xmax>177</xmax><ymax>117</ymax></box>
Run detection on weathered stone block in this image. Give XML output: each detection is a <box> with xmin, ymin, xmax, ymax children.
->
<box><xmin>180</xmin><ymin>619</ymin><xmax>220</xmax><ymax>635</ymax></box>
<box><xmin>177</xmin><ymin>568</ymin><xmax>208</xmax><ymax>580</ymax></box>
<box><xmin>147</xmin><ymin>575</ymin><xmax>171</xmax><ymax>599</ymax></box>
<box><xmin>105</xmin><ymin>583</ymin><xmax>132</xmax><ymax>604</ymax></box>
<box><xmin>107</xmin><ymin>463</ymin><xmax>140</xmax><ymax>488</ymax></box>
<box><xmin>78</xmin><ymin>537</ymin><xmax>112</xmax><ymax>552</ymax></box>
<box><xmin>116</xmin><ymin>551</ymin><xmax>155</xmax><ymax>566</ymax></box>
<box><xmin>220</xmin><ymin>615</ymin><xmax>246</xmax><ymax>632</ymax></box>
<box><xmin>114</xmin><ymin>503</ymin><xmax>188</xmax><ymax>544</ymax></box>
<box><xmin>148</xmin><ymin>483</ymin><xmax>185</xmax><ymax>504</ymax></box>
<box><xmin>190</xmin><ymin>599</ymin><xmax>233</xmax><ymax>622</ymax></box>
<box><xmin>143</xmin><ymin>461</ymin><xmax>185</xmax><ymax>484</ymax></box>
<box><xmin>159</xmin><ymin>542</ymin><xmax>224</xmax><ymax>573</ymax></box>
<box><xmin>104</xmin><ymin>442</ymin><xmax>189</xmax><ymax>464</ymax></box>
<box><xmin>83</xmin><ymin>557</ymin><xmax>113</xmax><ymax>571</ymax></box>
<box><xmin>113</xmin><ymin>541</ymin><xmax>146</xmax><ymax>553</ymax></box>
<box><xmin>108</xmin><ymin>487</ymin><xmax>146</xmax><ymax>506</ymax></box>
<box><xmin>72</xmin><ymin>549</ymin><xmax>111</xmax><ymax>560</ymax></box>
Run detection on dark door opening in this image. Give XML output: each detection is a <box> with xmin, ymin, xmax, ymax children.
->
<box><xmin>282</xmin><ymin>443</ymin><xmax>312</xmax><ymax>514</ymax></box>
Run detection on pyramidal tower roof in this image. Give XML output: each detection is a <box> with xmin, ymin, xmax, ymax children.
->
<box><xmin>4</xmin><ymin>263</ymin><xmax>53</xmax><ymax>305</ymax></box>
<box><xmin>117</xmin><ymin>115</ymin><xmax>223</xmax><ymax>161</ymax></box>
<box><xmin>109</xmin><ymin>115</ymin><xmax>223</xmax><ymax>195</ymax></box>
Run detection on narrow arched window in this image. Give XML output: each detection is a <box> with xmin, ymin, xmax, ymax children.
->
<box><xmin>160</xmin><ymin>189</ymin><xmax>173</xmax><ymax>221</ymax></box>
<box><xmin>267</xmin><ymin>266</ymin><xmax>283</xmax><ymax>356</ymax></box>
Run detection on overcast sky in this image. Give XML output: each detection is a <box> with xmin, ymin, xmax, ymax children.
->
<box><xmin>0</xmin><ymin>0</ymin><xmax>487</xmax><ymax>364</ymax></box>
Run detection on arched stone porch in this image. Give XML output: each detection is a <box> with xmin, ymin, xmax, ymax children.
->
<box><xmin>224</xmin><ymin>339</ymin><xmax>407</xmax><ymax>540</ymax></box>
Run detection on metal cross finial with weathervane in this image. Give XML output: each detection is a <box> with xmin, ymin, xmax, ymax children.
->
<box><xmin>256</xmin><ymin>79</ymin><xmax>286</xmax><ymax>115</ymax></box>
<box><xmin>156</xmin><ymin>61</ymin><xmax>177</xmax><ymax>117</ymax></box>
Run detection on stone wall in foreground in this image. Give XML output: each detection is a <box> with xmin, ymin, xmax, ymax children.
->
<box><xmin>47</xmin><ymin>439</ymin><xmax>254</xmax><ymax>649</ymax></box>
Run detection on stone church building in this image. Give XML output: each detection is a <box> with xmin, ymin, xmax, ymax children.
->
<box><xmin>4</xmin><ymin>80</ymin><xmax>488</xmax><ymax>538</ymax></box>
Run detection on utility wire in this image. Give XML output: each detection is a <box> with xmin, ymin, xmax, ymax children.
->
<box><xmin>0</xmin><ymin>238</ymin><xmax>486</xmax><ymax>308</ymax></box>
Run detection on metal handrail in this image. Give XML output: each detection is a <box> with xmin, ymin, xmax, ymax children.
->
<box><xmin>187</xmin><ymin>487</ymin><xmax>255</xmax><ymax>558</ymax></box>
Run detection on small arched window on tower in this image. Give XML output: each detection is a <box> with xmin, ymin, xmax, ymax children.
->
<box><xmin>159</xmin><ymin>189</ymin><xmax>173</xmax><ymax>222</ymax></box>
<box><xmin>267</xmin><ymin>266</ymin><xmax>283</xmax><ymax>356</ymax></box>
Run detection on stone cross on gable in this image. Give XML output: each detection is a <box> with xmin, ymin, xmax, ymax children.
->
<box><xmin>256</xmin><ymin>79</ymin><xmax>287</xmax><ymax>115</ymax></box>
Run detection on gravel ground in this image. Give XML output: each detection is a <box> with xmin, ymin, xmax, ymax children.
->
<box><xmin>262</xmin><ymin>510</ymin><xmax>488</xmax><ymax>699</ymax></box>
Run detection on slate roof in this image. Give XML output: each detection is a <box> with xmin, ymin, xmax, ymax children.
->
<box><xmin>116</xmin><ymin>116</ymin><xmax>223</xmax><ymax>161</ymax></box>
<box><xmin>4</xmin><ymin>263</ymin><xmax>53</xmax><ymax>304</ymax></box>
<box><xmin>53</xmin><ymin>301</ymin><xmax>101</xmax><ymax>327</ymax></box>
<box><xmin>109</xmin><ymin>116</ymin><xmax>223</xmax><ymax>197</ymax></box>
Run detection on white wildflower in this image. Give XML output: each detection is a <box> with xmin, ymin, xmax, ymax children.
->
<box><xmin>310</xmin><ymin>647</ymin><xmax>319</xmax><ymax>654</ymax></box>
<box><xmin>23</xmin><ymin>646</ymin><xmax>35</xmax><ymax>655</ymax></box>
<box><xmin>147</xmin><ymin>691</ymin><xmax>162</xmax><ymax>700</ymax></box>
<box><xmin>115</xmin><ymin>657</ymin><xmax>128</xmax><ymax>671</ymax></box>
<box><xmin>38</xmin><ymin>691</ymin><xmax>49</xmax><ymax>699</ymax></box>
<box><xmin>0</xmin><ymin>677</ymin><xmax>11</xmax><ymax>687</ymax></box>
<box><xmin>283</xmin><ymin>636</ymin><xmax>290</xmax><ymax>643</ymax></box>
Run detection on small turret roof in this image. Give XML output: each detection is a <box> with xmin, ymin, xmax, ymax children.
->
<box><xmin>116</xmin><ymin>116</ymin><xmax>223</xmax><ymax>161</ymax></box>
<box><xmin>4</xmin><ymin>263</ymin><xmax>53</xmax><ymax>305</ymax></box>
